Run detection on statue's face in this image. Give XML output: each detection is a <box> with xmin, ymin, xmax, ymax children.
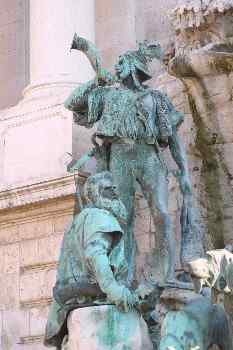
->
<box><xmin>99</xmin><ymin>177</ymin><xmax>118</xmax><ymax>201</ymax></box>
<box><xmin>115</xmin><ymin>55</ymin><xmax>131</xmax><ymax>80</ymax></box>
<box><xmin>97</xmin><ymin>177</ymin><xmax>127</xmax><ymax>223</ymax></box>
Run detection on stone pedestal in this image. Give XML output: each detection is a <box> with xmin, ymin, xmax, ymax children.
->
<box><xmin>66</xmin><ymin>305</ymin><xmax>153</xmax><ymax>350</ymax></box>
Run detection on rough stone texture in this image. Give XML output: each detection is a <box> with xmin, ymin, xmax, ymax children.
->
<box><xmin>66</xmin><ymin>306</ymin><xmax>153</xmax><ymax>350</ymax></box>
<box><xmin>0</xmin><ymin>195</ymin><xmax>74</xmax><ymax>349</ymax></box>
<box><xmin>167</xmin><ymin>0</ymin><xmax>233</xmax><ymax>251</ymax></box>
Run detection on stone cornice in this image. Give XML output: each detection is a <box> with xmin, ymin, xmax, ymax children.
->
<box><xmin>0</xmin><ymin>173</ymin><xmax>87</xmax><ymax>210</ymax></box>
<box><xmin>20</xmin><ymin>261</ymin><xmax>58</xmax><ymax>274</ymax></box>
<box><xmin>20</xmin><ymin>297</ymin><xmax>52</xmax><ymax>309</ymax></box>
<box><xmin>19</xmin><ymin>335</ymin><xmax>45</xmax><ymax>345</ymax></box>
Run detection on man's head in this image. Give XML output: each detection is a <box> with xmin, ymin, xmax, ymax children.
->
<box><xmin>83</xmin><ymin>171</ymin><xmax>127</xmax><ymax>223</ymax></box>
<box><xmin>115</xmin><ymin>40</ymin><xmax>164</xmax><ymax>84</ymax></box>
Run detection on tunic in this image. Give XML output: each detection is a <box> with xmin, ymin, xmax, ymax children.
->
<box><xmin>44</xmin><ymin>208</ymin><xmax>125</xmax><ymax>348</ymax></box>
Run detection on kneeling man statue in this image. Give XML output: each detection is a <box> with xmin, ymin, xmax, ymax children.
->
<box><xmin>44</xmin><ymin>172</ymin><xmax>152</xmax><ymax>350</ymax></box>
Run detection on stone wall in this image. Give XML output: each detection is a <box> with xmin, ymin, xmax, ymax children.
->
<box><xmin>0</xmin><ymin>194</ymin><xmax>74</xmax><ymax>349</ymax></box>
<box><xmin>168</xmin><ymin>0</ymin><xmax>233</xmax><ymax>250</ymax></box>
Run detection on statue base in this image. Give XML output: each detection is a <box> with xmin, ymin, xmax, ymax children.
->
<box><xmin>64</xmin><ymin>305</ymin><xmax>153</xmax><ymax>350</ymax></box>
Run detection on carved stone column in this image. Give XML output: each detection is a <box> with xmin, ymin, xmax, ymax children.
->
<box><xmin>0</xmin><ymin>0</ymin><xmax>95</xmax><ymax>192</ymax></box>
<box><xmin>24</xmin><ymin>0</ymin><xmax>95</xmax><ymax>102</ymax></box>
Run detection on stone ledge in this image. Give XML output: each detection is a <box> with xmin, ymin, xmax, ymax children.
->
<box><xmin>20</xmin><ymin>261</ymin><xmax>58</xmax><ymax>274</ymax></box>
<box><xmin>0</xmin><ymin>173</ymin><xmax>87</xmax><ymax>210</ymax></box>
<box><xmin>19</xmin><ymin>335</ymin><xmax>44</xmax><ymax>344</ymax></box>
<box><xmin>20</xmin><ymin>297</ymin><xmax>52</xmax><ymax>309</ymax></box>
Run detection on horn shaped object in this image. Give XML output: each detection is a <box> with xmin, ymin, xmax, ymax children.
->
<box><xmin>70</xmin><ymin>33</ymin><xmax>102</xmax><ymax>74</ymax></box>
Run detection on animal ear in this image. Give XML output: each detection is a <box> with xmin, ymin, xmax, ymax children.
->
<box><xmin>192</xmin><ymin>276</ymin><xmax>203</xmax><ymax>293</ymax></box>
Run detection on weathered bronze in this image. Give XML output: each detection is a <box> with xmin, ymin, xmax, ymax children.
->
<box><xmin>65</xmin><ymin>34</ymin><xmax>193</xmax><ymax>284</ymax></box>
<box><xmin>160</xmin><ymin>296</ymin><xmax>233</xmax><ymax>350</ymax></box>
<box><xmin>44</xmin><ymin>171</ymin><xmax>138</xmax><ymax>349</ymax></box>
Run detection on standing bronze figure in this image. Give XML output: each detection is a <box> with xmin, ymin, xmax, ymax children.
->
<box><xmin>65</xmin><ymin>35</ymin><xmax>192</xmax><ymax>284</ymax></box>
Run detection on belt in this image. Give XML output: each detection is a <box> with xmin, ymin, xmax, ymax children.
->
<box><xmin>114</xmin><ymin>137</ymin><xmax>156</xmax><ymax>145</ymax></box>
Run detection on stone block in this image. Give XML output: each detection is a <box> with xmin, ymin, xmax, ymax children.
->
<box><xmin>20</xmin><ymin>239</ymin><xmax>39</xmax><ymax>267</ymax></box>
<box><xmin>2</xmin><ymin>309</ymin><xmax>29</xmax><ymax>339</ymax></box>
<box><xmin>19</xmin><ymin>218</ymin><xmax>53</xmax><ymax>241</ymax></box>
<box><xmin>37</xmin><ymin>234</ymin><xmax>63</xmax><ymax>265</ymax></box>
<box><xmin>20</xmin><ymin>269</ymin><xmax>56</xmax><ymax>303</ymax></box>
<box><xmin>29</xmin><ymin>306</ymin><xmax>49</xmax><ymax>336</ymax></box>
<box><xmin>54</xmin><ymin>215</ymin><xmax>71</xmax><ymax>234</ymax></box>
<box><xmin>19</xmin><ymin>343</ymin><xmax>48</xmax><ymax>350</ymax></box>
<box><xmin>0</xmin><ymin>225</ymin><xmax>19</xmax><ymax>244</ymax></box>
<box><xmin>66</xmin><ymin>305</ymin><xmax>153</xmax><ymax>350</ymax></box>
<box><xmin>0</xmin><ymin>273</ymin><xmax>19</xmax><ymax>308</ymax></box>
<box><xmin>20</xmin><ymin>234</ymin><xmax>63</xmax><ymax>268</ymax></box>
<box><xmin>0</xmin><ymin>243</ymin><xmax>19</xmax><ymax>274</ymax></box>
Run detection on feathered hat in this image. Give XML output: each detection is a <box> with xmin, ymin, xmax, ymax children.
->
<box><xmin>120</xmin><ymin>40</ymin><xmax>164</xmax><ymax>82</ymax></box>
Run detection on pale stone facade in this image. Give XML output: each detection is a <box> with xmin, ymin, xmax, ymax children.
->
<box><xmin>0</xmin><ymin>0</ymin><xmax>29</xmax><ymax>110</ymax></box>
<box><xmin>0</xmin><ymin>1</ymin><xmax>232</xmax><ymax>349</ymax></box>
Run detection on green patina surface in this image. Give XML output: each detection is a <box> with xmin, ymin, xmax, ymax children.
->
<box><xmin>159</xmin><ymin>297</ymin><xmax>232</xmax><ymax>350</ymax></box>
<box><xmin>65</xmin><ymin>35</ymin><xmax>195</xmax><ymax>285</ymax></box>
<box><xmin>44</xmin><ymin>34</ymin><xmax>206</xmax><ymax>350</ymax></box>
<box><xmin>44</xmin><ymin>172</ymin><xmax>138</xmax><ymax>349</ymax></box>
<box><xmin>96</xmin><ymin>307</ymin><xmax>131</xmax><ymax>348</ymax></box>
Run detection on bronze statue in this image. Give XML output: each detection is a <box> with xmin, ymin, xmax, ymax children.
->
<box><xmin>65</xmin><ymin>34</ymin><xmax>193</xmax><ymax>285</ymax></box>
<box><xmin>160</xmin><ymin>296</ymin><xmax>233</xmax><ymax>350</ymax></box>
<box><xmin>44</xmin><ymin>171</ymin><xmax>138</xmax><ymax>349</ymax></box>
